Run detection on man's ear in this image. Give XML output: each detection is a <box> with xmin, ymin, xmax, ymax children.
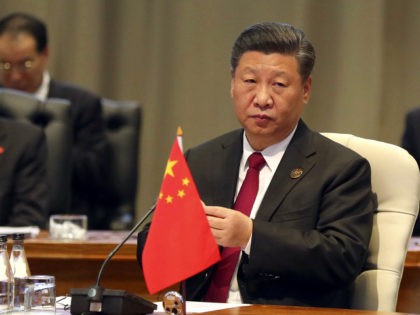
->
<box><xmin>230</xmin><ymin>68</ymin><xmax>236</xmax><ymax>98</ymax></box>
<box><xmin>302</xmin><ymin>76</ymin><xmax>312</xmax><ymax>104</ymax></box>
<box><xmin>42</xmin><ymin>46</ymin><xmax>49</xmax><ymax>59</ymax></box>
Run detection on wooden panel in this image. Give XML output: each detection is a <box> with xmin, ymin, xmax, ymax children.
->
<box><xmin>24</xmin><ymin>231</ymin><xmax>149</xmax><ymax>299</ymax></box>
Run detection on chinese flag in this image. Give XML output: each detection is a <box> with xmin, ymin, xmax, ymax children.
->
<box><xmin>142</xmin><ymin>139</ymin><xmax>221</xmax><ymax>294</ymax></box>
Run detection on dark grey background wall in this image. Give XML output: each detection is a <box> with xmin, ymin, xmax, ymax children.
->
<box><xmin>2</xmin><ymin>0</ymin><xmax>419</xmax><ymax>218</ymax></box>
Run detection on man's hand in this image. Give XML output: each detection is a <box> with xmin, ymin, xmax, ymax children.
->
<box><xmin>204</xmin><ymin>205</ymin><xmax>252</xmax><ymax>248</ymax></box>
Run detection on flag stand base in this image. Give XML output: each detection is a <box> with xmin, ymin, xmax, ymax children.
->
<box><xmin>70</xmin><ymin>288</ymin><xmax>157</xmax><ymax>315</ymax></box>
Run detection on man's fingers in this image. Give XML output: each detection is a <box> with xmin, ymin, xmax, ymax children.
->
<box><xmin>204</xmin><ymin>205</ymin><xmax>229</xmax><ymax>218</ymax></box>
<box><xmin>207</xmin><ymin>214</ymin><xmax>224</xmax><ymax>230</ymax></box>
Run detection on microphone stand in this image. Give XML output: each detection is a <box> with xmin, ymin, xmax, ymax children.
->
<box><xmin>70</xmin><ymin>204</ymin><xmax>157</xmax><ymax>315</ymax></box>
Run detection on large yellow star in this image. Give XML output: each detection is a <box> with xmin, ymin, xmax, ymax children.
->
<box><xmin>165</xmin><ymin>159</ymin><xmax>178</xmax><ymax>177</ymax></box>
<box><xmin>165</xmin><ymin>195</ymin><xmax>174</xmax><ymax>204</ymax></box>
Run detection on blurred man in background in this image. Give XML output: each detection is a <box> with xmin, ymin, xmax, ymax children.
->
<box><xmin>0</xmin><ymin>12</ymin><xmax>112</xmax><ymax>229</ymax></box>
<box><xmin>402</xmin><ymin>106</ymin><xmax>420</xmax><ymax>235</ymax></box>
<box><xmin>0</xmin><ymin>118</ymin><xmax>48</xmax><ymax>227</ymax></box>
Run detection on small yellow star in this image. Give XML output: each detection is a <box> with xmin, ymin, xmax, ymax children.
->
<box><xmin>165</xmin><ymin>195</ymin><xmax>174</xmax><ymax>204</ymax></box>
<box><xmin>182</xmin><ymin>177</ymin><xmax>190</xmax><ymax>186</ymax></box>
<box><xmin>177</xmin><ymin>190</ymin><xmax>186</xmax><ymax>198</ymax></box>
<box><xmin>165</xmin><ymin>159</ymin><xmax>178</xmax><ymax>178</ymax></box>
<box><xmin>159</xmin><ymin>192</ymin><xmax>163</xmax><ymax>199</ymax></box>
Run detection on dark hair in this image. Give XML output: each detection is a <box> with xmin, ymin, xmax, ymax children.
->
<box><xmin>0</xmin><ymin>12</ymin><xmax>48</xmax><ymax>52</ymax></box>
<box><xmin>230</xmin><ymin>22</ymin><xmax>315</xmax><ymax>82</ymax></box>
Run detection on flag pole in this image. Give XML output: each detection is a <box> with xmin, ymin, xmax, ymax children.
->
<box><xmin>177</xmin><ymin>126</ymin><xmax>187</xmax><ymax>315</ymax></box>
<box><xmin>143</xmin><ymin>126</ymin><xmax>219</xmax><ymax>306</ymax></box>
<box><xmin>177</xmin><ymin>126</ymin><xmax>183</xmax><ymax>152</ymax></box>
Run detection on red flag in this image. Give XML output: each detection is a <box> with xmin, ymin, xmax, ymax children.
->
<box><xmin>142</xmin><ymin>139</ymin><xmax>221</xmax><ymax>294</ymax></box>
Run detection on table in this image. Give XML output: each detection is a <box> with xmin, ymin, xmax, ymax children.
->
<box><xmin>23</xmin><ymin>230</ymin><xmax>167</xmax><ymax>301</ymax></box>
<box><xmin>57</xmin><ymin>302</ymin><xmax>417</xmax><ymax>315</ymax></box>
<box><xmin>201</xmin><ymin>304</ymin><xmax>415</xmax><ymax>315</ymax></box>
<box><xmin>21</xmin><ymin>231</ymin><xmax>420</xmax><ymax>313</ymax></box>
<box><xmin>396</xmin><ymin>237</ymin><xmax>420</xmax><ymax>313</ymax></box>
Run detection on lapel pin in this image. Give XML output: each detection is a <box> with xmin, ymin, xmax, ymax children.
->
<box><xmin>0</xmin><ymin>147</ymin><xmax>4</xmax><ymax>155</ymax></box>
<box><xmin>290</xmin><ymin>168</ymin><xmax>303</xmax><ymax>179</ymax></box>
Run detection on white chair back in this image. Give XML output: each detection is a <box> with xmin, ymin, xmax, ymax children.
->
<box><xmin>322</xmin><ymin>132</ymin><xmax>420</xmax><ymax>311</ymax></box>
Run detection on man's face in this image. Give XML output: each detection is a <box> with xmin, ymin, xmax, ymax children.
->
<box><xmin>231</xmin><ymin>51</ymin><xmax>311</xmax><ymax>150</ymax></box>
<box><xmin>0</xmin><ymin>32</ymin><xmax>48</xmax><ymax>93</ymax></box>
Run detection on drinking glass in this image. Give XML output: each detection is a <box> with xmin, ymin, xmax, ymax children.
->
<box><xmin>49</xmin><ymin>214</ymin><xmax>88</xmax><ymax>241</ymax></box>
<box><xmin>24</xmin><ymin>275</ymin><xmax>55</xmax><ymax>313</ymax></box>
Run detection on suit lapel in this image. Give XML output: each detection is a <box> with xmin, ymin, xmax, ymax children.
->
<box><xmin>211</xmin><ymin>130</ymin><xmax>243</xmax><ymax>208</ymax></box>
<box><xmin>256</xmin><ymin>121</ymin><xmax>317</xmax><ymax>221</ymax></box>
<box><xmin>47</xmin><ymin>80</ymin><xmax>57</xmax><ymax>98</ymax></box>
<box><xmin>0</xmin><ymin>120</ymin><xmax>9</xmax><ymax>163</ymax></box>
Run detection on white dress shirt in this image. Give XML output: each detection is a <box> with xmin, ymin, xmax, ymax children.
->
<box><xmin>226</xmin><ymin>127</ymin><xmax>296</xmax><ymax>303</ymax></box>
<box><xmin>34</xmin><ymin>71</ymin><xmax>50</xmax><ymax>101</ymax></box>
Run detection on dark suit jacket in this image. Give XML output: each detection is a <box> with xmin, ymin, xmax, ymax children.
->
<box><xmin>48</xmin><ymin>80</ymin><xmax>112</xmax><ymax>229</ymax></box>
<box><xmin>401</xmin><ymin>106</ymin><xmax>420</xmax><ymax>234</ymax></box>
<box><xmin>0</xmin><ymin>118</ymin><xmax>48</xmax><ymax>227</ymax></box>
<box><xmin>137</xmin><ymin>120</ymin><xmax>375</xmax><ymax>308</ymax></box>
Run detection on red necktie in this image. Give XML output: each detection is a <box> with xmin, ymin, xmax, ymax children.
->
<box><xmin>204</xmin><ymin>152</ymin><xmax>266</xmax><ymax>302</ymax></box>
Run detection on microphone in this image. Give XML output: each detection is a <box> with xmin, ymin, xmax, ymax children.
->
<box><xmin>70</xmin><ymin>204</ymin><xmax>158</xmax><ymax>315</ymax></box>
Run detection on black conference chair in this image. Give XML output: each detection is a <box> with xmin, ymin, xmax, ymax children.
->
<box><xmin>101</xmin><ymin>98</ymin><xmax>141</xmax><ymax>230</ymax></box>
<box><xmin>0</xmin><ymin>87</ymin><xmax>73</xmax><ymax>216</ymax></box>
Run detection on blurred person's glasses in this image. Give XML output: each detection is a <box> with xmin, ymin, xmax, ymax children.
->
<box><xmin>0</xmin><ymin>59</ymin><xmax>34</xmax><ymax>72</ymax></box>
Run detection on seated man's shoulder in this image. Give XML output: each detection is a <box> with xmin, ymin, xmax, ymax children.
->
<box><xmin>188</xmin><ymin>129</ymin><xmax>242</xmax><ymax>153</ymax></box>
<box><xmin>315</xmin><ymin>132</ymin><xmax>370</xmax><ymax>166</ymax></box>
<box><xmin>0</xmin><ymin>118</ymin><xmax>44</xmax><ymax>151</ymax></box>
<box><xmin>49</xmin><ymin>79</ymin><xmax>100</xmax><ymax>105</ymax></box>
<box><xmin>0</xmin><ymin>118</ymin><xmax>42</xmax><ymax>136</ymax></box>
<box><xmin>406</xmin><ymin>106</ymin><xmax>420</xmax><ymax>119</ymax></box>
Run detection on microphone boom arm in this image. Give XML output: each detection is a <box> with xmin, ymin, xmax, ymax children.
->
<box><xmin>70</xmin><ymin>203</ymin><xmax>157</xmax><ymax>315</ymax></box>
<box><xmin>95</xmin><ymin>203</ymin><xmax>156</xmax><ymax>288</ymax></box>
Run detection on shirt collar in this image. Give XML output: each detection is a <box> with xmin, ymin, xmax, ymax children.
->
<box><xmin>242</xmin><ymin>125</ymin><xmax>297</xmax><ymax>172</ymax></box>
<box><xmin>34</xmin><ymin>71</ymin><xmax>51</xmax><ymax>101</ymax></box>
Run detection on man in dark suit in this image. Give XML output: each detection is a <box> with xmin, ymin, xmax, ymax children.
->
<box><xmin>402</xmin><ymin>107</ymin><xmax>420</xmax><ymax>234</ymax></box>
<box><xmin>0</xmin><ymin>12</ymin><xmax>112</xmax><ymax>229</ymax></box>
<box><xmin>137</xmin><ymin>22</ymin><xmax>376</xmax><ymax>308</ymax></box>
<box><xmin>0</xmin><ymin>118</ymin><xmax>48</xmax><ymax>227</ymax></box>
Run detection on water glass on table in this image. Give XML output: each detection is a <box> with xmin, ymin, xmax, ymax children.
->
<box><xmin>24</xmin><ymin>275</ymin><xmax>56</xmax><ymax>313</ymax></box>
<box><xmin>49</xmin><ymin>214</ymin><xmax>88</xmax><ymax>241</ymax></box>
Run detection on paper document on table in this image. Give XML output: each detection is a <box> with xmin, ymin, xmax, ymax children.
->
<box><xmin>155</xmin><ymin>301</ymin><xmax>249</xmax><ymax>313</ymax></box>
<box><xmin>56</xmin><ymin>297</ymin><xmax>247</xmax><ymax>314</ymax></box>
<box><xmin>0</xmin><ymin>226</ymin><xmax>40</xmax><ymax>238</ymax></box>
<box><xmin>56</xmin><ymin>296</ymin><xmax>72</xmax><ymax>310</ymax></box>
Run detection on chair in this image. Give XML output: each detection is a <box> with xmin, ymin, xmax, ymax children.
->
<box><xmin>101</xmin><ymin>98</ymin><xmax>141</xmax><ymax>230</ymax></box>
<box><xmin>0</xmin><ymin>87</ymin><xmax>73</xmax><ymax>215</ymax></box>
<box><xmin>322</xmin><ymin>132</ymin><xmax>420</xmax><ymax>311</ymax></box>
